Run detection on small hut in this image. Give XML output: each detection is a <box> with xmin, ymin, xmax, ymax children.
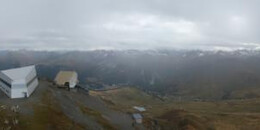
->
<box><xmin>54</xmin><ymin>71</ymin><xmax>78</xmax><ymax>88</ymax></box>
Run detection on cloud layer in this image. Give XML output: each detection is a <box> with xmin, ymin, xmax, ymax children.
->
<box><xmin>0</xmin><ymin>0</ymin><xmax>260</xmax><ymax>50</ymax></box>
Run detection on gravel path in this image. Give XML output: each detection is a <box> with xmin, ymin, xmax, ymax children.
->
<box><xmin>52</xmin><ymin>86</ymin><xmax>135</xmax><ymax>130</ymax></box>
<box><xmin>50</xmin><ymin>87</ymin><xmax>103</xmax><ymax>129</ymax></box>
<box><xmin>70</xmin><ymin>90</ymin><xmax>134</xmax><ymax>130</ymax></box>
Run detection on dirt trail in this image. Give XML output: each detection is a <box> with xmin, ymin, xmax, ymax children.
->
<box><xmin>50</xmin><ymin>87</ymin><xmax>103</xmax><ymax>129</ymax></box>
<box><xmin>52</xmin><ymin>86</ymin><xmax>134</xmax><ymax>130</ymax></box>
<box><xmin>72</xmin><ymin>91</ymin><xmax>134</xmax><ymax>130</ymax></box>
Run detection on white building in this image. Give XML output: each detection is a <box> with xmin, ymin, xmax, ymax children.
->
<box><xmin>0</xmin><ymin>65</ymin><xmax>39</xmax><ymax>99</ymax></box>
<box><xmin>133</xmin><ymin>106</ymin><xmax>146</xmax><ymax>112</ymax></box>
<box><xmin>54</xmin><ymin>71</ymin><xmax>78</xmax><ymax>88</ymax></box>
<box><xmin>132</xmin><ymin>113</ymin><xmax>143</xmax><ymax>124</ymax></box>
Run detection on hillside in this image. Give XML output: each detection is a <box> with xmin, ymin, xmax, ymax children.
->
<box><xmin>92</xmin><ymin>87</ymin><xmax>260</xmax><ymax>130</ymax></box>
<box><xmin>2</xmin><ymin>50</ymin><xmax>260</xmax><ymax>100</ymax></box>
<box><xmin>2</xmin><ymin>82</ymin><xmax>260</xmax><ymax>130</ymax></box>
<box><xmin>0</xmin><ymin>80</ymin><xmax>134</xmax><ymax>130</ymax></box>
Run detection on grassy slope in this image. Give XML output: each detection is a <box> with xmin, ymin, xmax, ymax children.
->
<box><xmin>0</xmin><ymin>105</ymin><xmax>22</xmax><ymax>129</ymax></box>
<box><xmin>0</xmin><ymin>92</ymin><xmax>86</xmax><ymax>130</ymax></box>
<box><xmin>77</xmin><ymin>102</ymin><xmax>116</xmax><ymax>130</ymax></box>
<box><xmin>90</xmin><ymin>87</ymin><xmax>162</xmax><ymax>112</ymax></box>
<box><xmin>0</xmin><ymin>81</ymin><xmax>120</xmax><ymax>130</ymax></box>
<box><xmin>19</xmin><ymin>90</ymin><xmax>86</xmax><ymax>130</ymax></box>
<box><xmin>92</xmin><ymin>87</ymin><xmax>260</xmax><ymax>130</ymax></box>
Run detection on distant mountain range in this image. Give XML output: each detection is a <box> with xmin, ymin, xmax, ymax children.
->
<box><xmin>1</xmin><ymin>49</ymin><xmax>260</xmax><ymax>100</ymax></box>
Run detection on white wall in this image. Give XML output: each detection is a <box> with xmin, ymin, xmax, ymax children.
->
<box><xmin>0</xmin><ymin>81</ymin><xmax>11</xmax><ymax>98</ymax></box>
<box><xmin>25</xmin><ymin>67</ymin><xmax>37</xmax><ymax>83</ymax></box>
<box><xmin>11</xmin><ymin>78</ymin><xmax>38</xmax><ymax>98</ymax></box>
<box><xmin>0</xmin><ymin>72</ymin><xmax>12</xmax><ymax>83</ymax></box>
<box><xmin>11</xmin><ymin>84</ymin><xmax>27</xmax><ymax>98</ymax></box>
<box><xmin>0</xmin><ymin>72</ymin><xmax>12</xmax><ymax>98</ymax></box>
<box><xmin>27</xmin><ymin>78</ymin><xmax>38</xmax><ymax>96</ymax></box>
<box><xmin>9</xmin><ymin>66</ymin><xmax>38</xmax><ymax>99</ymax></box>
<box><xmin>25</xmin><ymin>66</ymin><xmax>39</xmax><ymax>97</ymax></box>
<box><xmin>69</xmin><ymin>73</ymin><xmax>78</xmax><ymax>88</ymax></box>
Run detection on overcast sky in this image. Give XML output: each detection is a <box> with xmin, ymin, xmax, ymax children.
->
<box><xmin>0</xmin><ymin>0</ymin><xmax>260</xmax><ymax>50</ymax></box>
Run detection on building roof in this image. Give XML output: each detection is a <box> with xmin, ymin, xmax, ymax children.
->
<box><xmin>132</xmin><ymin>113</ymin><xmax>142</xmax><ymax>119</ymax></box>
<box><xmin>1</xmin><ymin>65</ymin><xmax>35</xmax><ymax>80</ymax></box>
<box><xmin>133</xmin><ymin>106</ymin><xmax>146</xmax><ymax>112</ymax></box>
<box><xmin>55</xmin><ymin>71</ymin><xmax>77</xmax><ymax>85</ymax></box>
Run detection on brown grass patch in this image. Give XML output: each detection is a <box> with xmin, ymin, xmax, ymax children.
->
<box><xmin>78</xmin><ymin>102</ymin><xmax>117</xmax><ymax>130</ymax></box>
<box><xmin>158</xmin><ymin>109</ymin><xmax>211</xmax><ymax>130</ymax></box>
<box><xmin>20</xmin><ymin>90</ymin><xmax>85</xmax><ymax>130</ymax></box>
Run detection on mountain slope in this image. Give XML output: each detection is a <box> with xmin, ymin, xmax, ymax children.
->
<box><xmin>1</xmin><ymin>50</ymin><xmax>260</xmax><ymax>99</ymax></box>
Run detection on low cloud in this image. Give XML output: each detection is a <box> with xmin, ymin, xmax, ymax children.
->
<box><xmin>0</xmin><ymin>0</ymin><xmax>260</xmax><ymax>50</ymax></box>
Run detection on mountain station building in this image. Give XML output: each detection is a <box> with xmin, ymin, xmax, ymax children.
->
<box><xmin>0</xmin><ymin>65</ymin><xmax>39</xmax><ymax>98</ymax></box>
